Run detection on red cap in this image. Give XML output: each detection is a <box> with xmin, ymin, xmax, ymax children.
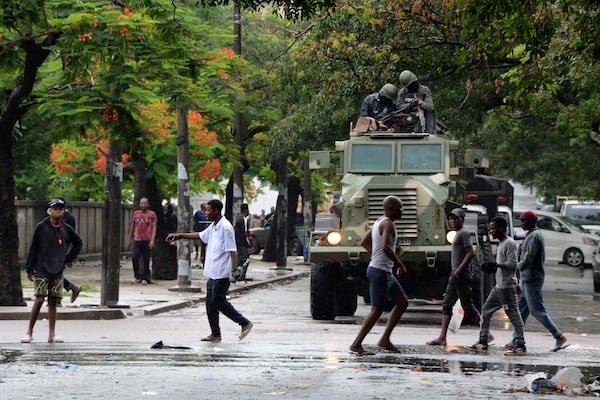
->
<box><xmin>519</xmin><ymin>210</ymin><xmax>537</xmax><ymax>221</ymax></box>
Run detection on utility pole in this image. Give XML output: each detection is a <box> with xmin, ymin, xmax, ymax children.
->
<box><xmin>170</xmin><ymin>108</ymin><xmax>201</xmax><ymax>293</ymax></box>
<box><xmin>101</xmin><ymin>139</ymin><xmax>123</xmax><ymax>306</ymax></box>
<box><xmin>231</xmin><ymin>2</ymin><xmax>244</xmax><ymax>221</ymax></box>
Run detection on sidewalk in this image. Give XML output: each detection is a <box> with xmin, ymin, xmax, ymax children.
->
<box><xmin>0</xmin><ymin>254</ymin><xmax>310</xmax><ymax>320</ymax></box>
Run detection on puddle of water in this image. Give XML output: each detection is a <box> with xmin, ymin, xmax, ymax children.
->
<box><xmin>6</xmin><ymin>345</ymin><xmax>600</xmax><ymax>381</ymax></box>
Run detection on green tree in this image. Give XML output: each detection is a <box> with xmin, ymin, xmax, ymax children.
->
<box><xmin>0</xmin><ymin>0</ymin><xmax>336</xmax><ymax>304</ymax></box>
<box><xmin>455</xmin><ymin>0</ymin><xmax>600</xmax><ymax>199</ymax></box>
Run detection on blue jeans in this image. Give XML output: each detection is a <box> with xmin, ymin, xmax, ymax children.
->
<box><xmin>518</xmin><ymin>281</ymin><xmax>562</xmax><ymax>338</ymax></box>
<box><xmin>206</xmin><ymin>278</ymin><xmax>250</xmax><ymax>337</ymax></box>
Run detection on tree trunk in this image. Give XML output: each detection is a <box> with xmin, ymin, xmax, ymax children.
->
<box><xmin>287</xmin><ymin>176</ymin><xmax>303</xmax><ymax>238</ymax></box>
<box><xmin>0</xmin><ymin>157</ymin><xmax>23</xmax><ymax>305</ymax></box>
<box><xmin>148</xmin><ymin>176</ymin><xmax>176</xmax><ymax>280</ymax></box>
<box><xmin>303</xmin><ymin>156</ymin><xmax>313</xmax><ymax>237</ymax></box>
<box><xmin>0</xmin><ymin>36</ymin><xmax>56</xmax><ymax>305</ymax></box>
<box><xmin>130</xmin><ymin>152</ymin><xmax>176</xmax><ymax>280</ymax></box>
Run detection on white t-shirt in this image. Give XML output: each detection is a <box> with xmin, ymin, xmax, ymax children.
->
<box><xmin>368</xmin><ymin>216</ymin><xmax>396</xmax><ymax>273</ymax></box>
<box><xmin>199</xmin><ymin>216</ymin><xmax>237</xmax><ymax>279</ymax></box>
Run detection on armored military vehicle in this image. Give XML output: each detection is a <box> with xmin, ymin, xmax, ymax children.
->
<box><xmin>308</xmin><ymin>124</ymin><xmax>511</xmax><ymax>320</ymax></box>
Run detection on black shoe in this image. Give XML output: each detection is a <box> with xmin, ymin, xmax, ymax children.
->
<box><xmin>504</xmin><ymin>345</ymin><xmax>527</xmax><ymax>356</ymax></box>
<box><xmin>466</xmin><ymin>342</ymin><xmax>488</xmax><ymax>353</ymax></box>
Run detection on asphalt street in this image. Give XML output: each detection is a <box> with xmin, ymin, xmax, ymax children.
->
<box><xmin>0</xmin><ymin>257</ymin><xmax>599</xmax><ymax>399</ymax></box>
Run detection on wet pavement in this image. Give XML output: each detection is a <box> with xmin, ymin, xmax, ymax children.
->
<box><xmin>1</xmin><ymin>259</ymin><xmax>600</xmax><ymax>399</ymax></box>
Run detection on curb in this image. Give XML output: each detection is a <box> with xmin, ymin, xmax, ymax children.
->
<box><xmin>143</xmin><ymin>269</ymin><xmax>309</xmax><ymax>316</ymax></box>
<box><xmin>0</xmin><ymin>270</ymin><xmax>309</xmax><ymax>321</ymax></box>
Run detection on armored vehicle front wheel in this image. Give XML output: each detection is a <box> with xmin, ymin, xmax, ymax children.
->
<box><xmin>310</xmin><ymin>262</ymin><xmax>337</xmax><ymax>320</ymax></box>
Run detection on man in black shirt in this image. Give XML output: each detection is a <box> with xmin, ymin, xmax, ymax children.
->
<box><xmin>21</xmin><ymin>198</ymin><xmax>82</xmax><ymax>343</ymax></box>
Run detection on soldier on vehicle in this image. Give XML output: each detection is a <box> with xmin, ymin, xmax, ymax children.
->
<box><xmin>396</xmin><ymin>70</ymin><xmax>435</xmax><ymax>132</ymax></box>
<box><xmin>360</xmin><ymin>83</ymin><xmax>399</xmax><ymax>122</ymax></box>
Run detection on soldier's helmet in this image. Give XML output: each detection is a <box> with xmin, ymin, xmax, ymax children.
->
<box><xmin>378</xmin><ymin>83</ymin><xmax>398</xmax><ymax>100</ymax></box>
<box><xmin>399</xmin><ymin>70</ymin><xmax>418</xmax><ymax>88</ymax></box>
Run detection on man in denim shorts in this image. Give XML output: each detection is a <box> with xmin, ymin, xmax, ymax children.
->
<box><xmin>21</xmin><ymin>198</ymin><xmax>82</xmax><ymax>343</ymax></box>
<box><xmin>349</xmin><ymin>196</ymin><xmax>408</xmax><ymax>356</ymax></box>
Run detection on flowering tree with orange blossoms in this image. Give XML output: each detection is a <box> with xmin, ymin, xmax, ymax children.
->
<box><xmin>48</xmin><ymin>102</ymin><xmax>227</xmax><ymax>200</ymax></box>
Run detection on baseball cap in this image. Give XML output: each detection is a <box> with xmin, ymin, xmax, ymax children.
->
<box><xmin>519</xmin><ymin>210</ymin><xmax>537</xmax><ymax>221</ymax></box>
<box><xmin>48</xmin><ymin>198</ymin><xmax>66</xmax><ymax>208</ymax></box>
<box><xmin>449</xmin><ymin>208</ymin><xmax>465</xmax><ymax>220</ymax></box>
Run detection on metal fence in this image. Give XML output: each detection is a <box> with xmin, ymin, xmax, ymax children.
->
<box><xmin>16</xmin><ymin>200</ymin><xmax>133</xmax><ymax>261</ymax></box>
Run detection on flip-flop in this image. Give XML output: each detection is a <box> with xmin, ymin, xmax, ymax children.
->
<box><xmin>551</xmin><ymin>343</ymin><xmax>570</xmax><ymax>352</ymax></box>
<box><xmin>349</xmin><ymin>349</ymin><xmax>375</xmax><ymax>356</ymax></box>
<box><xmin>378</xmin><ymin>344</ymin><xmax>401</xmax><ymax>353</ymax></box>
<box><xmin>20</xmin><ymin>335</ymin><xmax>33</xmax><ymax>343</ymax></box>
<box><xmin>426</xmin><ymin>340</ymin><xmax>446</xmax><ymax>346</ymax></box>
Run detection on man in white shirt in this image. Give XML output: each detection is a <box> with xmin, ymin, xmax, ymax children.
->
<box><xmin>167</xmin><ymin>199</ymin><xmax>253</xmax><ymax>342</ymax></box>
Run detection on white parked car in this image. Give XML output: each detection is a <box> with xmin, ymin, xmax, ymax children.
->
<box><xmin>528</xmin><ymin>210</ymin><xmax>599</xmax><ymax>268</ymax></box>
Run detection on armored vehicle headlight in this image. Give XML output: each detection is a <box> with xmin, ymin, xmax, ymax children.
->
<box><xmin>446</xmin><ymin>230</ymin><xmax>456</xmax><ymax>244</ymax></box>
<box><xmin>323</xmin><ymin>231</ymin><xmax>342</xmax><ymax>246</ymax></box>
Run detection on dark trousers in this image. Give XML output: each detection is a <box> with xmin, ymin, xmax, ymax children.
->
<box><xmin>206</xmin><ymin>278</ymin><xmax>250</xmax><ymax>337</ymax></box>
<box><xmin>132</xmin><ymin>240</ymin><xmax>151</xmax><ymax>282</ymax></box>
<box><xmin>442</xmin><ymin>274</ymin><xmax>480</xmax><ymax>323</ymax></box>
<box><xmin>63</xmin><ymin>278</ymin><xmax>74</xmax><ymax>291</ymax></box>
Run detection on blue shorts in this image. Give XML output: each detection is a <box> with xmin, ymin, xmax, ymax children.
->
<box><xmin>367</xmin><ymin>266</ymin><xmax>406</xmax><ymax>307</ymax></box>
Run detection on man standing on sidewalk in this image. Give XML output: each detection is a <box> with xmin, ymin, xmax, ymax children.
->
<box><xmin>21</xmin><ymin>198</ymin><xmax>82</xmax><ymax>343</ymax></box>
<box><xmin>510</xmin><ymin>210</ymin><xmax>567</xmax><ymax>351</ymax></box>
<box><xmin>128</xmin><ymin>197</ymin><xmax>157</xmax><ymax>285</ymax></box>
<box><xmin>167</xmin><ymin>199</ymin><xmax>253</xmax><ymax>342</ymax></box>
<box><xmin>234</xmin><ymin>203</ymin><xmax>251</xmax><ymax>281</ymax></box>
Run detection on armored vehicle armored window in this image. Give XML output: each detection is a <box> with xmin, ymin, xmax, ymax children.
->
<box><xmin>399</xmin><ymin>143</ymin><xmax>443</xmax><ymax>172</ymax></box>
<box><xmin>349</xmin><ymin>142</ymin><xmax>394</xmax><ymax>172</ymax></box>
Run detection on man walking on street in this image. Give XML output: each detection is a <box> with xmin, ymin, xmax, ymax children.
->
<box><xmin>349</xmin><ymin>196</ymin><xmax>408</xmax><ymax>356</ymax></box>
<box><xmin>509</xmin><ymin>210</ymin><xmax>567</xmax><ymax>351</ymax></box>
<box><xmin>21</xmin><ymin>198</ymin><xmax>82</xmax><ymax>343</ymax></box>
<box><xmin>128</xmin><ymin>197</ymin><xmax>157</xmax><ymax>285</ymax></box>
<box><xmin>467</xmin><ymin>216</ymin><xmax>526</xmax><ymax>355</ymax></box>
<box><xmin>427</xmin><ymin>208</ymin><xmax>481</xmax><ymax>346</ymax></box>
<box><xmin>167</xmin><ymin>199</ymin><xmax>253</xmax><ymax>342</ymax></box>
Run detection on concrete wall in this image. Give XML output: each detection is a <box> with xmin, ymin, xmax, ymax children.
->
<box><xmin>16</xmin><ymin>200</ymin><xmax>133</xmax><ymax>261</ymax></box>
